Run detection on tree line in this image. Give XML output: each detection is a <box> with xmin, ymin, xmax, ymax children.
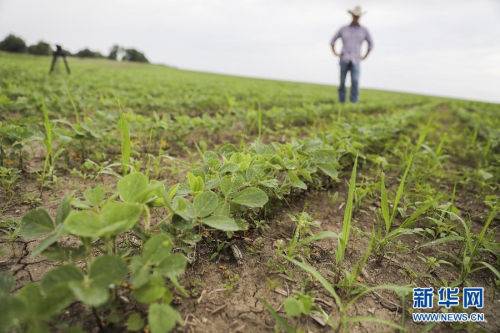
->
<box><xmin>0</xmin><ymin>34</ymin><xmax>148</xmax><ymax>63</ymax></box>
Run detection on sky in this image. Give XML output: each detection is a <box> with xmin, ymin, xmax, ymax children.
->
<box><xmin>1</xmin><ymin>0</ymin><xmax>499</xmax><ymax>103</ymax></box>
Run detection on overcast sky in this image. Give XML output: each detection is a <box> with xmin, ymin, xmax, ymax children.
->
<box><xmin>1</xmin><ymin>0</ymin><xmax>499</xmax><ymax>102</ymax></box>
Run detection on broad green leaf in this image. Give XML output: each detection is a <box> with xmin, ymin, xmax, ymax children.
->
<box><xmin>142</xmin><ymin>233</ymin><xmax>173</xmax><ymax>263</ymax></box>
<box><xmin>20</xmin><ymin>209</ymin><xmax>54</xmax><ymax>239</ymax></box>
<box><xmin>0</xmin><ymin>295</ymin><xmax>26</xmax><ymax>332</ymax></box>
<box><xmin>83</xmin><ymin>186</ymin><xmax>105</xmax><ymax>207</ymax></box>
<box><xmin>148</xmin><ymin>303</ymin><xmax>181</xmax><ymax>333</ymax></box>
<box><xmin>132</xmin><ymin>277</ymin><xmax>167</xmax><ymax>304</ymax></box>
<box><xmin>17</xmin><ymin>282</ymin><xmax>72</xmax><ymax>319</ymax></box>
<box><xmin>318</xmin><ymin>163</ymin><xmax>339</xmax><ymax>180</ymax></box>
<box><xmin>68</xmin><ymin>280</ymin><xmax>108</xmax><ymax>307</ymax></box>
<box><xmin>193</xmin><ymin>191</ymin><xmax>219</xmax><ymax>218</ymax></box>
<box><xmin>203</xmin><ymin>215</ymin><xmax>242</xmax><ymax>231</ymax></box>
<box><xmin>64</xmin><ymin>210</ymin><xmax>102</xmax><ymax>238</ymax></box>
<box><xmin>0</xmin><ymin>272</ymin><xmax>15</xmax><ymax>296</ymax></box>
<box><xmin>41</xmin><ymin>265</ymin><xmax>83</xmax><ymax>293</ymax></box>
<box><xmin>98</xmin><ymin>202</ymin><xmax>143</xmax><ymax>237</ymax></box>
<box><xmin>311</xmin><ymin>149</ymin><xmax>336</xmax><ymax>164</ymax></box>
<box><xmin>187</xmin><ymin>172</ymin><xmax>204</xmax><ymax>194</ymax></box>
<box><xmin>157</xmin><ymin>253</ymin><xmax>187</xmax><ymax>279</ymax></box>
<box><xmin>30</xmin><ymin>224</ymin><xmax>65</xmax><ymax>257</ymax></box>
<box><xmin>172</xmin><ymin>197</ymin><xmax>195</xmax><ymax>220</ymax></box>
<box><xmin>231</xmin><ymin>187</ymin><xmax>268</xmax><ymax>208</ymax></box>
<box><xmin>127</xmin><ymin>313</ymin><xmax>145</xmax><ymax>332</ymax></box>
<box><xmin>130</xmin><ymin>257</ymin><xmax>151</xmax><ymax>288</ymax></box>
<box><xmin>89</xmin><ymin>255</ymin><xmax>127</xmax><ymax>288</ymax></box>
<box><xmin>118</xmin><ymin>172</ymin><xmax>148</xmax><ymax>202</ymax></box>
<box><xmin>219</xmin><ymin>175</ymin><xmax>235</xmax><ymax>196</ymax></box>
<box><xmin>288</xmin><ymin>171</ymin><xmax>307</xmax><ymax>190</ymax></box>
<box><xmin>214</xmin><ymin>202</ymin><xmax>230</xmax><ymax>216</ymax></box>
<box><xmin>55</xmin><ymin>196</ymin><xmax>72</xmax><ymax>225</ymax></box>
<box><xmin>283</xmin><ymin>297</ymin><xmax>302</xmax><ymax>317</ymax></box>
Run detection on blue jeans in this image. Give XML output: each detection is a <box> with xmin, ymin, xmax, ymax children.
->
<box><xmin>338</xmin><ymin>60</ymin><xmax>360</xmax><ymax>103</ymax></box>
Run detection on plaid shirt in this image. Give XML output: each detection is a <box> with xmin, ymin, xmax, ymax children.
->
<box><xmin>331</xmin><ymin>24</ymin><xmax>373</xmax><ymax>63</ymax></box>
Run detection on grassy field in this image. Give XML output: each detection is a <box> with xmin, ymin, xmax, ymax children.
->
<box><xmin>0</xmin><ymin>51</ymin><xmax>498</xmax><ymax>333</ymax></box>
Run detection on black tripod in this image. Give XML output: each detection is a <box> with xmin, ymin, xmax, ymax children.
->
<box><xmin>49</xmin><ymin>45</ymin><xmax>71</xmax><ymax>74</ymax></box>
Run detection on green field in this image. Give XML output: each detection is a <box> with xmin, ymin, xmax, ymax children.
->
<box><xmin>0</xmin><ymin>51</ymin><xmax>498</xmax><ymax>332</ymax></box>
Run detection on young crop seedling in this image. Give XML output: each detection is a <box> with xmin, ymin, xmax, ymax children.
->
<box><xmin>336</xmin><ymin>155</ymin><xmax>358</xmax><ymax>264</ymax></box>
<box><xmin>286</xmin><ymin>256</ymin><xmax>412</xmax><ymax>332</ymax></box>
<box><xmin>283</xmin><ymin>212</ymin><xmax>337</xmax><ymax>259</ymax></box>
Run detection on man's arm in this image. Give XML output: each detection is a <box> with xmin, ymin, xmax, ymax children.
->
<box><xmin>362</xmin><ymin>28</ymin><xmax>373</xmax><ymax>60</ymax></box>
<box><xmin>330</xmin><ymin>29</ymin><xmax>342</xmax><ymax>57</ymax></box>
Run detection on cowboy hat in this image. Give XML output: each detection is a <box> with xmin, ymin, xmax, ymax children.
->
<box><xmin>348</xmin><ymin>5</ymin><xmax>365</xmax><ymax>17</ymax></box>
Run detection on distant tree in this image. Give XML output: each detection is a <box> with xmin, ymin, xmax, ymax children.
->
<box><xmin>75</xmin><ymin>48</ymin><xmax>104</xmax><ymax>58</ymax></box>
<box><xmin>0</xmin><ymin>34</ymin><xmax>27</xmax><ymax>53</ymax></box>
<box><xmin>108</xmin><ymin>44</ymin><xmax>125</xmax><ymax>60</ymax></box>
<box><xmin>27</xmin><ymin>41</ymin><xmax>52</xmax><ymax>55</ymax></box>
<box><xmin>123</xmin><ymin>48</ymin><xmax>148</xmax><ymax>63</ymax></box>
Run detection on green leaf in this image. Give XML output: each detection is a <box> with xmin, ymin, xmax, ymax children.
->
<box><xmin>0</xmin><ymin>295</ymin><xmax>26</xmax><ymax>332</ymax></box>
<box><xmin>319</xmin><ymin>163</ymin><xmax>339</xmax><ymax>180</ymax></box>
<box><xmin>68</xmin><ymin>280</ymin><xmax>108</xmax><ymax>307</ymax></box>
<box><xmin>0</xmin><ymin>272</ymin><xmax>15</xmax><ymax>296</ymax></box>
<box><xmin>262</xmin><ymin>300</ymin><xmax>296</xmax><ymax>333</ymax></box>
<box><xmin>148</xmin><ymin>303</ymin><xmax>181</xmax><ymax>333</ymax></box>
<box><xmin>231</xmin><ymin>187</ymin><xmax>268</xmax><ymax>208</ymax></box>
<box><xmin>64</xmin><ymin>210</ymin><xmax>102</xmax><ymax>238</ymax></box>
<box><xmin>98</xmin><ymin>201</ymin><xmax>143</xmax><ymax>237</ymax></box>
<box><xmin>283</xmin><ymin>297</ymin><xmax>302</xmax><ymax>317</ymax></box>
<box><xmin>336</xmin><ymin>155</ymin><xmax>357</xmax><ymax>264</ymax></box>
<box><xmin>157</xmin><ymin>253</ymin><xmax>187</xmax><ymax>279</ymax></box>
<box><xmin>84</xmin><ymin>186</ymin><xmax>105</xmax><ymax>207</ymax></box>
<box><xmin>142</xmin><ymin>233</ymin><xmax>173</xmax><ymax>263</ymax></box>
<box><xmin>203</xmin><ymin>215</ymin><xmax>242</xmax><ymax>231</ymax></box>
<box><xmin>17</xmin><ymin>282</ymin><xmax>72</xmax><ymax>319</ymax></box>
<box><xmin>193</xmin><ymin>191</ymin><xmax>219</xmax><ymax>218</ymax></box>
<box><xmin>288</xmin><ymin>171</ymin><xmax>307</xmax><ymax>190</ymax></box>
<box><xmin>380</xmin><ymin>172</ymin><xmax>391</xmax><ymax>232</ymax></box>
<box><xmin>55</xmin><ymin>196</ymin><xmax>72</xmax><ymax>225</ymax></box>
<box><xmin>479</xmin><ymin>261</ymin><xmax>500</xmax><ymax>280</ymax></box>
<box><xmin>172</xmin><ymin>197</ymin><xmax>195</xmax><ymax>220</ymax></box>
<box><xmin>89</xmin><ymin>255</ymin><xmax>127</xmax><ymax>288</ymax></box>
<box><xmin>300</xmin><ymin>231</ymin><xmax>338</xmax><ymax>246</ymax></box>
<box><xmin>187</xmin><ymin>172</ymin><xmax>204</xmax><ymax>194</ymax></box>
<box><xmin>118</xmin><ymin>172</ymin><xmax>148</xmax><ymax>203</ymax></box>
<box><xmin>127</xmin><ymin>313</ymin><xmax>145</xmax><ymax>332</ymax></box>
<box><xmin>286</xmin><ymin>257</ymin><xmax>342</xmax><ymax>308</ymax></box>
<box><xmin>119</xmin><ymin>113</ymin><xmax>131</xmax><ymax>175</ymax></box>
<box><xmin>41</xmin><ymin>265</ymin><xmax>83</xmax><ymax>292</ymax></box>
<box><xmin>133</xmin><ymin>278</ymin><xmax>167</xmax><ymax>304</ymax></box>
<box><xmin>20</xmin><ymin>209</ymin><xmax>54</xmax><ymax>239</ymax></box>
<box><xmin>30</xmin><ymin>225</ymin><xmax>65</xmax><ymax>258</ymax></box>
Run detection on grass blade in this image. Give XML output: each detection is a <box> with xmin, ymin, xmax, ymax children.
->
<box><xmin>336</xmin><ymin>155</ymin><xmax>358</xmax><ymax>264</ymax></box>
<box><xmin>380</xmin><ymin>172</ymin><xmax>391</xmax><ymax>232</ymax></box>
<box><xmin>118</xmin><ymin>113</ymin><xmax>131</xmax><ymax>175</ymax></box>
<box><xmin>390</xmin><ymin>153</ymin><xmax>413</xmax><ymax>223</ymax></box>
<box><xmin>286</xmin><ymin>256</ymin><xmax>342</xmax><ymax>309</ymax></box>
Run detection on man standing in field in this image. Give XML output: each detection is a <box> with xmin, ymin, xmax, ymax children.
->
<box><xmin>331</xmin><ymin>5</ymin><xmax>373</xmax><ymax>103</ymax></box>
